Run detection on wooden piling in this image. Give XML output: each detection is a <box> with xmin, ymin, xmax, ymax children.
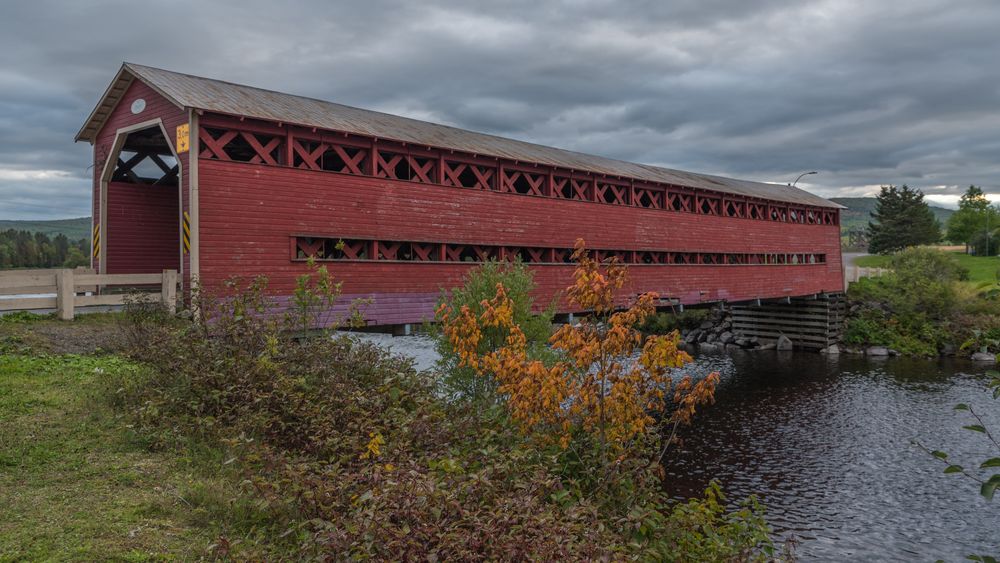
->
<box><xmin>731</xmin><ymin>293</ymin><xmax>845</xmax><ymax>350</ymax></box>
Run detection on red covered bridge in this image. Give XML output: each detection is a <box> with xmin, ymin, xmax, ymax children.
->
<box><xmin>76</xmin><ymin>63</ymin><xmax>844</xmax><ymax>327</ymax></box>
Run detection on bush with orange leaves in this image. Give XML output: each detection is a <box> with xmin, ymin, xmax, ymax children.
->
<box><xmin>438</xmin><ymin>238</ymin><xmax>721</xmax><ymax>472</ymax></box>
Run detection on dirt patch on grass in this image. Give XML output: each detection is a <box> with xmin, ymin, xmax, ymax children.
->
<box><xmin>14</xmin><ymin>322</ymin><xmax>124</xmax><ymax>354</ymax></box>
<box><xmin>0</xmin><ymin>313</ymin><xmax>128</xmax><ymax>355</ymax></box>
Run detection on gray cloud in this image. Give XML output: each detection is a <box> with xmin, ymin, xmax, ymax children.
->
<box><xmin>2</xmin><ymin>0</ymin><xmax>1000</xmax><ymax>218</ymax></box>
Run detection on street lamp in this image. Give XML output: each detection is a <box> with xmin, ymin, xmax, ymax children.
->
<box><xmin>790</xmin><ymin>171</ymin><xmax>818</xmax><ymax>187</ymax></box>
<box><xmin>986</xmin><ymin>207</ymin><xmax>991</xmax><ymax>257</ymax></box>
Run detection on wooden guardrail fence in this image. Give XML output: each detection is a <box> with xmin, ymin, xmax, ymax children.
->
<box><xmin>845</xmin><ymin>266</ymin><xmax>890</xmax><ymax>285</ymax></box>
<box><xmin>0</xmin><ymin>268</ymin><xmax>177</xmax><ymax>320</ymax></box>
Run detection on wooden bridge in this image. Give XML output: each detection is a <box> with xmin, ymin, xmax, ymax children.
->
<box><xmin>72</xmin><ymin>63</ymin><xmax>846</xmax><ymax>327</ymax></box>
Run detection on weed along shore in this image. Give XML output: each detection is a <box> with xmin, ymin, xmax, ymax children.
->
<box><xmin>0</xmin><ymin>249</ymin><xmax>782</xmax><ymax>561</ymax></box>
<box><xmin>842</xmin><ymin>248</ymin><xmax>1000</xmax><ymax>361</ymax></box>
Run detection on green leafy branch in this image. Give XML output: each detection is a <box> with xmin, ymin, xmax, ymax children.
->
<box><xmin>914</xmin><ymin>370</ymin><xmax>1000</xmax><ymax>562</ymax></box>
<box><xmin>915</xmin><ymin>371</ymin><xmax>1000</xmax><ymax>499</ymax></box>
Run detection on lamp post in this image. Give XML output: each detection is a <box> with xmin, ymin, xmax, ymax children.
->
<box><xmin>977</xmin><ymin>196</ymin><xmax>997</xmax><ymax>256</ymax></box>
<box><xmin>790</xmin><ymin>171</ymin><xmax>818</xmax><ymax>187</ymax></box>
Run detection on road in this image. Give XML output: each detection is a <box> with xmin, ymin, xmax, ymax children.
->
<box><xmin>842</xmin><ymin>252</ymin><xmax>868</xmax><ymax>270</ymax></box>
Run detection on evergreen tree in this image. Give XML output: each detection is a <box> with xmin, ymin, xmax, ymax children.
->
<box><xmin>946</xmin><ymin>185</ymin><xmax>997</xmax><ymax>253</ymax></box>
<box><xmin>867</xmin><ymin>185</ymin><xmax>941</xmax><ymax>254</ymax></box>
<box><xmin>0</xmin><ymin>229</ymin><xmax>88</xmax><ymax>269</ymax></box>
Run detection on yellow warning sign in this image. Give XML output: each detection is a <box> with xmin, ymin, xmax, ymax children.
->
<box><xmin>182</xmin><ymin>211</ymin><xmax>191</xmax><ymax>254</ymax></box>
<box><xmin>176</xmin><ymin>123</ymin><xmax>190</xmax><ymax>154</ymax></box>
<box><xmin>92</xmin><ymin>223</ymin><xmax>101</xmax><ymax>259</ymax></box>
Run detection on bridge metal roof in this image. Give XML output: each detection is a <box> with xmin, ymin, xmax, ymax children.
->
<box><xmin>78</xmin><ymin>63</ymin><xmax>842</xmax><ymax>209</ymax></box>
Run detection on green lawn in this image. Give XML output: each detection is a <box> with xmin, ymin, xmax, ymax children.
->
<box><xmin>0</xmin><ymin>350</ymin><xmax>241</xmax><ymax>561</ymax></box>
<box><xmin>856</xmin><ymin>252</ymin><xmax>1000</xmax><ymax>284</ymax></box>
<box><xmin>854</xmin><ymin>254</ymin><xmax>892</xmax><ymax>268</ymax></box>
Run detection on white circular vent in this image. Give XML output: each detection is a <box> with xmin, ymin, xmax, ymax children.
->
<box><xmin>130</xmin><ymin>98</ymin><xmax>146</xmax><ymax>114</ymax></box>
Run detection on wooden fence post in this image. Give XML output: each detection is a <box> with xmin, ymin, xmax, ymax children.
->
<box><xmin>56</xmin><ymin>269</ymin><xmax>74</xmax><ymax>321</ymax></box>
<box><xmin>161</xmin><ymin>269</ymin><xmax>177</xmax><ymax>314</ymax></box>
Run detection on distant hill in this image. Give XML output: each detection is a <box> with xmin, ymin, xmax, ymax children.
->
<box><xmin>831</xmin><ymin>197</ymin><xmax>954</xmax><ymax>232</ymax></box>
<box><xmin>0</xmin><ymin>217</ymin><xmax>91</xmax><ymax>241</ymax></box>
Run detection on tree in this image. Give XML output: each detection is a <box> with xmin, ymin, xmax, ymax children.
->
<box><xmin>867</xmin><ymin>185</ymin><xmax>941</xmax><ymax>254</ymax></box>
<box><xmin>434</xmin><ymin>259</ymin><xmax>554</xmax><ymax>403</ymax></box>
<box><xmin>946</xmin><ymin>186</ymin><xmax>997</xmax><ymax>253</ymax></box>
<box><xmin>438</xmin><ymin>239</ymin><xmax>719</xmax><ymax>470</ymax></box>
<box><xmin>62</xmin><ymin>246</ymin><xmax>89</xmax><ymax>268</ymax></box>
<box><xmin>0</xmin><ymin>229</ymin><xmax>88</xmax><ymax>269</ymax></box>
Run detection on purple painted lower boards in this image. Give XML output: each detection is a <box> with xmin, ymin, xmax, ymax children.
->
<box><xmin>273</xmin><ymin>292</ymin><xmax>439</xmax><ymax>327</ymax></box>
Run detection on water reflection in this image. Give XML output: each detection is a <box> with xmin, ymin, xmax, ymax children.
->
<box><xmin>665</xmin><ymin>350</ymin><xmax>1000</xmax><ymax>561</ymax></box>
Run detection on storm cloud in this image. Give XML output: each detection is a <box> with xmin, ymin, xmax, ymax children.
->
<box><xmin>2</xmin><ymin>0</ymin><xmax>1000</xmax><ymax>218</ymax></box>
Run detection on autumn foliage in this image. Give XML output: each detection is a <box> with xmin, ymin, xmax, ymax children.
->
<box><xmin>110</xmin><ymin>250</ymin><xmax>776</xmax><ymax>560</ymax></box>
<box><xmin>438</xmin><ymin>238</ymin><xmax>720</xmax><ymax>464</ymax></box>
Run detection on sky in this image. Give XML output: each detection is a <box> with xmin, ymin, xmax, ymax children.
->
<box><xmin>2</xmin><ymin>0</ymin><xmax>1000</xmax><ymax>219</ymax></box>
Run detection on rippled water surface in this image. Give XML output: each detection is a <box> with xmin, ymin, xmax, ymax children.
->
<box><xmin>665</xmin><ymin>351</ymin><xmax>1000</xmax><ymax>561</ymax></box>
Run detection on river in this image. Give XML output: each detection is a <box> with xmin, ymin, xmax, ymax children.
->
<box><xmin>665</xmin><ymin>350</ymin><xmax>1000</xmax><ymax>561</ymax></box>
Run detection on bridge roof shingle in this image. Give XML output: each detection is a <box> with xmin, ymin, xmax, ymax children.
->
<box><xmin>77</xmin><ymin>63</ymin><xmax>842</xmax><ymax>209</ymax></box>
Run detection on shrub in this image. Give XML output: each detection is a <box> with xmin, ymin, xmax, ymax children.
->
<box><xmin>885</xmin><ymin>247</ymin><xmax>964</xmax><ymax>320</ymax></box>
<box><xmin>111</xmin><ymin>257</ymin><xmax>776</xmax><ymax>560</ymax></box>
<box><xmin>645</xmin><ymin>482</ymin><xmax>777</xmax><ymax>562</ymax></box>
<box><xmin>437</xmin><ymin>241</ymin><xmax>778</xmax><ymax>557</ymax></box>
<box><xmin>843</xmin><ymin>307</ymin><xmax>944</xmax><ymax>356</ymax></box>
<box><xmin>434</xmin><ymin>258</ymin><xmax>554</xmax><ymax>402</ymax></box>
<box><xmin>844</xmin><ymin>308</ymin><xmax>892</xmax><ymax>346</ymax></box>
<box><xmin>438</xmin><ymin>239</ymin><xmax>719</xmax><ymax>471</ymax></box>
<box><xmin>958</xmin><ymin>323</ymin><xmax>1000</xmax><ymax>354</ymax></box>
<box><xmin>890</xmin><ymin>246</ymin><xmax>968</xmax><ymax>284</ymax></box>
<box><xmin>117</xmin><ymin>273</ymin><xmax>602</xmax><ymax>558</ymax></box>
<box><xmin>846</xmin><ymin>248</ymin><xmax>974</xmax><ymax>355</ymax></box>
<box><xmin>639</xmin><ymin>308</ymin><xmax>710</xmax><ymax>335</ymax></box>
<box><xmin>955</xmin><ymin>282</ymin><xmax>1000</xmax><ymax>315</ymax></box>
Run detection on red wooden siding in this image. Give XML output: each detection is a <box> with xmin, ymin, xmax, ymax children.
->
<box><xmin>198</xmin><ymin>158</ymin><xmax>843</xmax><ymax>325</ymax></box>
<box><xmin>105</xmin><ymin>182</ymin><xmax>180</xmax><ymax>274</ymax></box>
<box><xmin>92</xmin><ymin>80</ymin><xmax>189</xmax><ymax>281</ymax></box>
<box><xmin>196</xmin><ymin>114</ymin><xmax>839</xmax><ymax>227</ymax></box>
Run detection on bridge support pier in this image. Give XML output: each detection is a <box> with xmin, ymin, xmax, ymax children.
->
<box><xmin>391</xmin><ymin>323</ymin><xmax>413</xmax><ymax>336</ymax></box>
<box><xmin>730</xmin><ymin>293</ymin><xmax>845</xmax><ymax>350</ymax></box>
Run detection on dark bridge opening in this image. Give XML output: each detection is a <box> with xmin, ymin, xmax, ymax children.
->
<box><xmin>112</xmin><ymin>126</ymin><xmax>179</xmax><ymax>186</ymax></box>
<box><xmin>105</xmin><ymin>125</ymin><xmax>181</xmax><ymax>274</ymax></box>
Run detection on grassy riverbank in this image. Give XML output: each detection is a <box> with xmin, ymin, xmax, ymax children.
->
<box><xmin>846</xmin><ymin>248</ymin><xmax>1000</xmax><ymax>356</ymax></box>
<box><xmin>1</xmin><ymin>285</ymin><xmax>778</xmax><ymax>560</ymax></box>
<box><xmin>856</xmin><ymin>251</ymin><xmax>1000</xmax><ymax>284</ymax></box>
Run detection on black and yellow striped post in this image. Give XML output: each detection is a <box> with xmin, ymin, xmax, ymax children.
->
<box><xmin>182</xmin><ymin>211</ymin><xmax>191</xmax><ymax>254</ymax></box>
<box><xmin>92</xmin><ymin>223</ymin><xmax>101</xmax><ymax>259</ymax></box>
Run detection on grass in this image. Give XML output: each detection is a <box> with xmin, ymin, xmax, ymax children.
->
<box><xmin>0</xmin><ymin>351</ymin><xmax>252</xmax><ymax>561</ymax></box>
<box><xmin>0</xmin><ymin>311</ymin><xmax>120</xmax><ymax>326</ymax></box>
<box><xmin>857</xmin><ymin>252</ymin><xmax>1000</xmax><ymax>284</ymax></box>
<box><xmin>854</xmin><ymin>254</ymin><xmax>891</xmax><ymax>268</ymax></box>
